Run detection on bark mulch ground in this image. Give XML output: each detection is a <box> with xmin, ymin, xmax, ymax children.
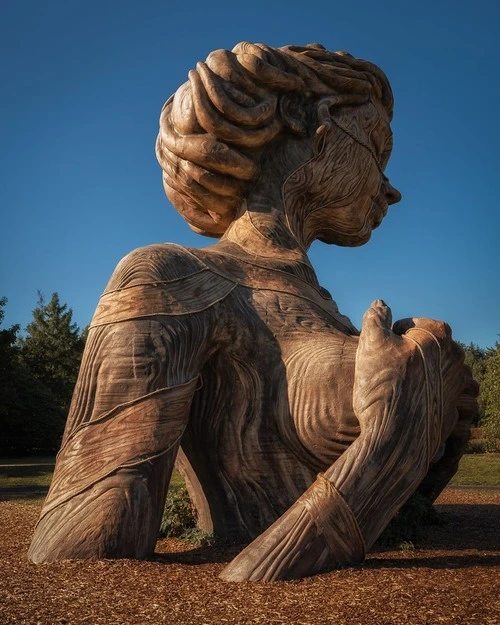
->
<box><xmin>1</xmin><ymin>489</ymin><xmax>498</xmax><ymax>625</ymax></box>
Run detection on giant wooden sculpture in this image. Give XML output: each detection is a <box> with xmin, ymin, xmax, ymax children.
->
<box><xmin>28</xmin><ymin>42</ymin><xmax>477</xmax><ymax>580</ymax></box>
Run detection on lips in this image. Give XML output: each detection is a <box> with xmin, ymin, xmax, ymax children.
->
<box><xmin>371</xmin><ymin>197</ymin><xmax>388</xmax><ymax>228</ymax></box>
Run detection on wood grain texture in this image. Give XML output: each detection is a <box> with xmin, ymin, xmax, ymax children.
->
<box><xmin>29</xmin><ymin>42</ymin><xmax>477</xmax><ymax>580</ymax></box>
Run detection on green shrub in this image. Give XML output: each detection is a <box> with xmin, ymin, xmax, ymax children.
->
<box><xmin>465</xmin><ymin>439</ymin><xmax>488</xmax><ymax>454</ymax></box>
<box><xmin>177</xmin><ymin>527</ymin><xmax>215</xmax><ymax>547</ymax></box>
<box><xmin>159</xmin><ymin>485</ymin><xmax>197</xmax><ymax>538</ymax></box>
<box><xmin>159</xmin><ymin>484</ymin><xmax>214</xmax><ymax>546</ymax></box>
<box><xmin>467</xmin><ymin>438</ymin><xmax>500</xmax><ymax>454</ymax></box>
<box><xmin>398</xmin><ymin>541</ymin><xmax>415</xmax><ymax>552</ymax></box>
<box><xmin>483</xmin><ymin>438</ymin><xmax>500</xmax><ymax>453</ymax></box>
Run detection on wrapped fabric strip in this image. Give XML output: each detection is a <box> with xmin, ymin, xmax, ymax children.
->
<box><xmin>90</xmin><ymin>272</ymin><xmax>237</xmax><ymax>326</ymax></box>
<box><xmin>403</xmin><ymin>327</ymin><xmax>444</xmax><ymax>466</ymax></box>
<box><xmin>298</xmin><ymin>473</ymin><xmax>366</xmax><ymax>565</ymax></box>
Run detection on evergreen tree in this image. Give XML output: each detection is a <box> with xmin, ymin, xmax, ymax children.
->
<box><xmin>0</xmin><ymin>297</ymin><xmax>19</xmax><ymax>381</ymax></box>
<box><xmin>461</xmin><ymin>342</ymin><xmax>490</xmax><ymax>387</ymax></box>
<box><xmin>0</xmin><ymin>297</ymin><xmax>20</xmax><ymax>433</ymax></box>
<box><xmin>19</xmin><ymin>292</ymin><xmax>86</xmax><ymax>414</ymax></box>
<box><xmin>0</xmin><ymin>297</ymin><xmax>65</xmax><ymax>455</ymax></box>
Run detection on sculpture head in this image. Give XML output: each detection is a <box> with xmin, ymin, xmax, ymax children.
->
<box><xmin>156</xmin><ymin>42</ymin><xmax>401</xmax><ymax>246</ymax></box>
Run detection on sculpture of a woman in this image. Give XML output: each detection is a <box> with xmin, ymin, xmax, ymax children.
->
<box><xmin>28</xmin><ymin>42</ymin><xmax>477</xmax><ymax>581</ymax></box>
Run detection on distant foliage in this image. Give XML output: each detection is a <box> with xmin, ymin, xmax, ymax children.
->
<box><xmin>19</xmin><ymin>292</ymin><xmax>86</xmax><ymax>413</ymax></box>
<box><xmin>0</xmin><ymin>297</ymin><xmax>19</xmax><ymax>409</ymax></box>
<box><xmin>481</xmin><ymin>342</ymin><xmax>500</xmax><ymax>439</ymax></box>
<box><xmin>459</xmin><ymin>340</ymin><xmax>500</xmax><ymax>437</ymax></box>
<box><xmin>459</xmin><ymin>341</ymin><xmax>490</xmax><ymax>425</ymax></box>
<box><xmin>0</xmin><ymin>294</ymin><xmax>86</xmax><ymax>455</ymax></box>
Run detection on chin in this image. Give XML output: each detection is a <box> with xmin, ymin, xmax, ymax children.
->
<box><xmin>317</xmin><ymin>228</ymin><xmax>372</xmax><ymax>247</ymax></box>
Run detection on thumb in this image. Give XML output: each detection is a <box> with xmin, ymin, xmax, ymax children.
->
<box><xmin>360</xmin><ymin>299</ymin><xmax>393</xmax><ymax>344</ymax></box>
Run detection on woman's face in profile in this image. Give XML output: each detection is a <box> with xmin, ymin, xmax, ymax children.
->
<box><xmin>293</xmin><ymin>99</ymin><xmax>402</xmax><ymax>247</ymax></box>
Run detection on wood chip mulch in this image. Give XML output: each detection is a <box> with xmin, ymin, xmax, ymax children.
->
<box><xmin>1</xmin><ymin>489</ymin><xmax>499</xmax><ymax>625</ymax></box>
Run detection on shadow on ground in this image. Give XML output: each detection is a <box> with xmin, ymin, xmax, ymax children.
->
<box><xmin>152</xmin><ymin>501</ymin><xmax>499</xmax><ymax>568</ymax></box>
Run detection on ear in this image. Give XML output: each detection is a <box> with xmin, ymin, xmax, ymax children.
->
<box><xmin>312</xmin><ymin>94</ymin><xmax>368</xmax><ymax>156</ymax></box>
<box><xmin>279</xmin><ymin>92</ymin><xmax>308</xmax><ymax>136</ymax></box>
<box><xmin>312</xmin><ymin>123</ymin><xmax>330</xmax><ymax>156</ymax></box>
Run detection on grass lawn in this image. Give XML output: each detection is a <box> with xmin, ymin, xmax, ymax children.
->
<box><xmin>449</xmin><ymin>454</ymin><xmax>500</xmax><ymax>486</ymax></box>
<box><xmin>0</xmin><ymin>456</ymin><xmax>56</xmax><ymax>465</ymax></box>
<box><xmin>169</xmin><ymin>469</ymin><xmax>185</xmax><ymax>489</ymax></box>
<box><xmin>0</xmin><ymin>472</ymin><xmax>54</xmax><ymax>488</ymax></box>
<box><xmin>0</xmin><ymin>462</ymin><xmax>184</xmax><ymax>492</ymax></box>
<box><xmin>0</xmin><ymin>455</ymin><xmax>498</xmax><ymax>493</ymax></box>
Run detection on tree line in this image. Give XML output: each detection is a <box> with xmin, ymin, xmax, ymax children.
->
<box><xmin>0</xmin><ymin>293</ymin><xmax>498</xmax><ymax>456</ymax></box>
<box><xmin>0</xmin><ymin>293</ymin><xmax>86</xmax><ymax>455</ymax></box>
<box><xmin>460</xmin><ymin>340</ymin><xmax>500</xmax><ymax>441</ymax></box>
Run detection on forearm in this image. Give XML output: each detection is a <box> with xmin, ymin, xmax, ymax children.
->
<box><xmin>220</xmin><ymin>392</ymin><xmax>435</xmax><ymax>582</ymax></box>
<box><xmin>324</xmin><ymin>387</ymin><xmax>430</xmax><ymax>548</ymax></box>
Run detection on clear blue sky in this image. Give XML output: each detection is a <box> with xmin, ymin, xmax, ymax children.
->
<box><xmin>1</xmin><ymin>0</ymin><xmax>498</xmax><ymax>348</ymax></box>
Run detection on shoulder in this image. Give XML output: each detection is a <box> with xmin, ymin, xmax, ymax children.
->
<box><xmin>91</xmin><ymin>244</ymin><xmax>237</xmax><ymax>327</ymax></box>
<box><xmin>105</xmin><ymin>243</ymin><xmax>209</xmax><ymax>291</ymax></box>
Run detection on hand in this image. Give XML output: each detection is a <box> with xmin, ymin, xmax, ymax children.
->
<box><xmin>354</xmin><ymin>300</ymin><xmax>468</xmax><ymax>459</ymax></box>
<box><xmin>392</xmin><ymin>313</ymin><xmax>473</xmax><ymax>442</ymax></box>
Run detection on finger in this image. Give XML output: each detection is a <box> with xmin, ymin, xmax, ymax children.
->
<box><xmin>462</xmin><ymin>365</ymin><xmax>480</xmax><ymax>397</ymax></box>
<box><xmin>450</xmin><ymin>402</ymin><xmax>475</xmax><ymax>441</ymax></box>
<box><xmin>393</xmin><ymin>317</ymin><xmax>453</xmax><ymax>341</ymax></box>
<box><xmin>456</xmin><ymin>394</ymin><xmax>479</xmax><ymax>417</ymax></box>
<box><xmin>392</xmin><ymin>317</ymin><xmax>415</xmax><ymax>336</ymax></box>
<box><xmin>462</xmin><ymin>377</ymin><xmax>480</xmax><ymax>397</ymax></box>
<box><xmin>360</xmin><ymin>299</ymin><xmax>393</xmax><ymax>342</ymax></box>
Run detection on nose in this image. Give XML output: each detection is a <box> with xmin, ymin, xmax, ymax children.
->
<box><xmin>383</xmin><ymin>177</ymin><xmax>402</xmax><ymax>205</ymax></box>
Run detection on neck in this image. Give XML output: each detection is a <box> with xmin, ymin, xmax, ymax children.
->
<box><xmin>215</xmin><ymin>198</ymin><xmax>318</xmax><ymax>286</ymax></box>
<box><xmin>208</xmin><ymin>134</ymin><xmax>321</xmax><ymax>285</ymax></box>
